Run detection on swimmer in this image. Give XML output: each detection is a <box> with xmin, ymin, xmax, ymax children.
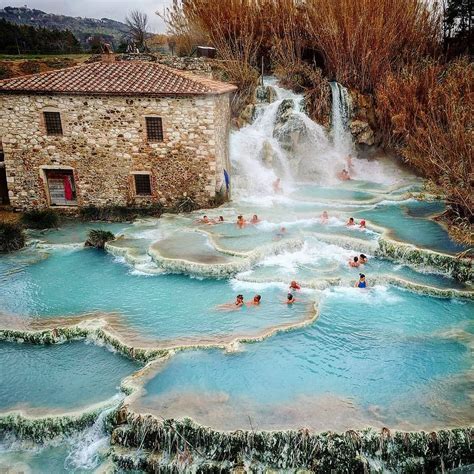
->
<box><xmin>355</xmin><ymin>273</ymin><xmax>367</xmax><ymax>288</ymax></box>
<box><xmin>199</xmin><ymin>215</ymin><xmax>211</xmax><ymax>224</ymax></box>
<box><xmin>359</xmin><ymin>254</ymin><xmax>368</xmax><ymax>264</ymax></box>
<box><xmin>216</xmin><ymin>294</ymin><xmax>245</xmax><ymax>311</ymax></box>
<box><xmin>247</xmin><ymin>295</ymin><xmax>262</xmax><ymax>306</ymax></box>
<box><xmin>359</xmin><ymin>219</ymin><xmax>366</xmax><ymax>229</ymax></box>
<box><xmin>320</xmin><ymin>210</ymin><xmax>329</xmax><ymax>224</ymax></box>
<box><xmin>273</xmin><ymin>177</ymin><xmax>282</xmax><ymax>193</ymax></box>
<box><xmin>289</xmin><ymin>280</ymin><xmax>301</xmax><ymax>291</ymax></box>
<box><xmin>250</xmin><ymin>214</ymin><xmax>260</xmax><ymax>224</ymax></box>
<box><xmin>285</xmin><ymin>293</ymin><xmax>296</xmax><ymax>304</ymax></box>
<box><xmin>346</xmin><ymin>217</ymin><xmax>355</xmax><ymax>226</ymax></box>
<box><xmin>217</xmin><ymin>216</ymin><xmax>224</xmax><ymax>222</ymax></box>
<box><xmin>236</xmin><ymin>215</ymin><xmax>246</xmax><ymax>228</ymax></box>
<box><xmin>274</xmin><ymin>226</ymin><xmax>287</xmax><ymax>240</ymax></box>
<box><xmin>337</xmin><ymin>169</ymin><xmax>351</xmax><ymax>181</ymax></box>
<box><xmin>349</xmin><ymin>256</ymin><xmax>360</xmax><ymax>267</ymax></box>
<box><xmin>235</xmin><ymin>294</ymin><xmax>245</xmax><ymax>307</ymax></box>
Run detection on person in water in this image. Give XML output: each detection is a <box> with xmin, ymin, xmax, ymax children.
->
<box><xmin>346</xmin><ymin>217</ymin><xmax>355</xmax><ymax>226</ymax></box>
<box><xmin>217</xmin><ymin>216</ymin><xmax>224</xmax><ymax>222</ymax></box>
<box><xmin>359</xmin><ymin>254</ymin><xmax>368</xmax><ymax>264</ymax></box>
<box><xmin>285</xmin><ymin>293</ymin><xmax>296</xmax><ymax>304</ymax></box>
<box><xmin>337</xmin><ymin>169</ymin><xmax>351</xmax><ymax>181</ymax></box>
<box><xmin>349</xmin><ymin>256</ymin><xmax>360</xmax><ymax>267</ymax></box>
<box><xmin>274</xmin><ymin>226</ymin><xmax>287</xmax><ymax>240</ymax></box>
<box><xmin>359</xmin><ymin>219</ymin><xmax>366</xmax><ymax>229</ymax></box>
<box><xmin>217</xmin><ymin>294</ymin><xmax>245</xmax><ymax>310</ymax></box>
<box><xmin>321</xmin><ymin>210</ymin><xmax>329</xmax><ymax>224</ymax></box>
<box><xmin>235</xmin><ymin>294</ymin><xmax>244</xmax><ymax>307</ymax></box>
<box><xmin>250</xmin><ymin>214</ymin><xmax>260</xmax><ymax>224</ymax></box>
<box><xmin>247</xmin><ymin>295</ymin><xmax>262</xmax><ymax>306</ymax></box>
<box><xmin>355</xmin><ymin>274</ymin><xmax>367</xmax><ymax>288</ymax></box>
<box><xmin>236</xmin><ymin>215</ymin><xmax>246</xmax><ymax>228</ymax></box>
<box><xmin>289</xmin><ymin>280</ymin><xmax>301</xmax><ymax>291</ymax></box>
<box><xmin>346</xmin><ymin>155</ymin><xmax>354</xmax><ymax>170</ymax></box>
<box><xmin>200</xmin><ymin>215</ymin><xmax>211</xmax><ymax>224</ymax></box>
<box><xmin>273</xmin><ymin>177</ymin><xmax>282</xmax><ymax>193</ymax></box>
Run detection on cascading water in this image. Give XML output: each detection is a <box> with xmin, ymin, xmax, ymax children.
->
<box><xmin>329</xmin><ymin>81</ymin><xmax>353</xmax><ymax>154</ymax></box>
<box><xmin>230</xmin><ymin>81</ymin><xmax>350</xmax><ymax>196</ymax></box>
<box><xmin>63</xmin><ymin>405</ymin><xmax>116</xmax><ymax>470</ymax></box>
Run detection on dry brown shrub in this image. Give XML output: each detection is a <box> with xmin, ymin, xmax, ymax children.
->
<box><xmin>161</xmin><ymin>0</ymin><xmax>267</xmax><ymax>115</ymax></box>
<box><xmin>305</xmin><ymin>0</ymin><xmax>440</xmax><ymax>92</ymax></box>
<box><xmin>376</xmin><ymin>58</ymin><xmax>474</xmax><ymax>223</ymax></box>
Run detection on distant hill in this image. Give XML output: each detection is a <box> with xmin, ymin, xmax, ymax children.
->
<box><xmin>0</xmin><ymin>6</ymin><xmax>129</xmax><ymax>48</ymax></box>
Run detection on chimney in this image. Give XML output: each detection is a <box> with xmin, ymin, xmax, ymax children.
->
<box><xmin>101</xmin><ymin>43</ymin><xmax>115</xmax><ymax>63</ymax></box>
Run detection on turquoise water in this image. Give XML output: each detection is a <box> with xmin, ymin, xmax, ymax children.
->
<box><xmin>0</xmin><ymin>248</ymin><xmax>310</xmax><ymax>342</ymax></box>
<box><xmin>359</xmin><ymin>201</ymin><xmax>469</xmax><ymax>255</ymax></box>
<box><xmin>139</xmin><ymin>286</ymin><xmax>473</xmax><ymax>431</ymax></box>
<box><xmin>1</xmin><ymin>82</ymin><xmax>472</xmax><ymax>471</ymax></box>
<box><xmin>0</xmin><ymin>340</ymin><xmax>139</xmax><ymax>412</ymax></box>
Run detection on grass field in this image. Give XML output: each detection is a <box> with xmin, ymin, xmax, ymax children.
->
<box><xmin>0</xmin><ymin>53</ymin><xmax>91</xmax><ymax>61</ymax></box>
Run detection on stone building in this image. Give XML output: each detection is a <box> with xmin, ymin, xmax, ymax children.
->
<box><xmin>0</xmin><ymin>60</ymin><xmax>236</xmax><ymax>210</ymax></box>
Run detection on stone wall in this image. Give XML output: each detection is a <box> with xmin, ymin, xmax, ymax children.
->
<box><xmin>0</xmin><ymin>92</ymin><xmax>232</xmax><ymax>210</ymax></box>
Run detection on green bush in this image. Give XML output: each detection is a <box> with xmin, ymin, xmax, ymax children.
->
<box><xmin>0</xmin><ymin>223</ymin><xmax>26</xmax><ymax>253</ymax></box>
<box><xmin>21</xmin><ymin>209</ymin><xmax>59</xmax><ymax>229</ymax></box>
<box><xmin>84</xmin><ymin>229</ymin><xmax>115</xmax><ymax>249</ymax></box>
<box><xmin>79</xmin><ymin>205</ymin><xmax>163</xmax><ymax>222</ymax></box>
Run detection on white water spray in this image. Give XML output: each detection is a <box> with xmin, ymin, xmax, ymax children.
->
<box><xmin>230</xmin><ymin>81</ymin><xmax>349</xmax><ymax>196</ymax></box>
<box><xmin>63</xmin><ymin>405</ymin><xmax>117</xmax><ymax>471</ymax></box>
<box><xmin>329</xmin><ymin>81</ymin><xmax>353</xmax><ymax>154</ymax></box>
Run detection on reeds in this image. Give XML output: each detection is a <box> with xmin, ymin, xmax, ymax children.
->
<box><xmin>304</xmin><ymin>0</ymin><xmax>440</xmax><ymax>92</ymax></box>
<box><xmin>376</xmin><ymin>58</ymin><xmax>474</xmax><ymax>223</ymax></box>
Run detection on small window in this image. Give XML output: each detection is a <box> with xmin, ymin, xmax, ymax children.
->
<box><xmin>44</xmin><ymin>112</ymin><xmax>63</xmax><ymax>136</ymax></box>
<box><xmin>146</xmin><ymin>117</ymin><xmax>163</xmax><ymax>142</ymax></box>
<box><xmin>134</xmin><ymin>174</ymin><xmax>152</xmax><ymax>195</ymax></box>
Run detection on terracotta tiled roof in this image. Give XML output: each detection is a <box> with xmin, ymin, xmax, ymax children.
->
<box><xmin>0</xmin><ymin>61</ymin><xmax>237</xmax><ymax>97</ymax></box>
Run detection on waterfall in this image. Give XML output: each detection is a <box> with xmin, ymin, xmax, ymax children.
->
<box><xmin>63</xmin><ymin>404</ymin><xmax>116</xmax><ymax>470</ymax></box>
<box><xmin>329</xmin><ymin>81</ymin><xmax>352</xmax><ymax>154</ymax></box>
<box><xmin>230</xmin><ymin>82</ymin><xmax>344</xmax><ymax>196</ymax></box>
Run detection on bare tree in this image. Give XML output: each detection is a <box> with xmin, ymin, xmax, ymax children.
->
<box><xmin>125</xmin><ymin>10</ymin><xmax>149</xmax><ymax>51</ymax></box>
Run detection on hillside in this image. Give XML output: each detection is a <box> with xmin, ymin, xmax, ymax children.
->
<box><xmin>0</xmin><ymin>6</ymin><xmax>128</xmax><ymax>47</ymax></box>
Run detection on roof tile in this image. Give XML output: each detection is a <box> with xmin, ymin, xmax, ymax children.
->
<box><xmin>0</xmin><ymin>61</ymin><xmax>237</xmax><ymax>97</ymax></box>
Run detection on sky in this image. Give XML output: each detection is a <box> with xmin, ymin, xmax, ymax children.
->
<box><xmin>0</xmin><ymin>0</ymin><xmax>173</xmax><ymax>32</ymax></box>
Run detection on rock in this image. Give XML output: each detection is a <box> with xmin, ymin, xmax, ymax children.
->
<box><xmin>255</xmin><ymin>85</ymin><xmax>277</xmax><ymax>104</ymax></box>
<box><xmin>239</xmin><ymin>103</ymin><xmax>256</xmax><ymax>125</ymax></box>
<box><xmin>349</xmin><ymin>119</ymin><xmax>375</xmax><ymax>146</ymax></box>
<box><xmin>274</xmin><ymin>98</ymin><xmax>294</xmax><ymax>127</ymax></box>
<box><xmin>274</xmin><ymin>114</ymin><xmax>308</xmax><ymax>152</ymax></box>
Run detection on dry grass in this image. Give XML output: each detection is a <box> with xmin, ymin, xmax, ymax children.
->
<box><xmin>305</xmin><ymin>0</ymin><xmax>440</xmax><ymax>92</ymax></box>
<box><xmin>376</xmin><ymin>58</ymin><xmax>474</xmax><ymax>223</ymax></box>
